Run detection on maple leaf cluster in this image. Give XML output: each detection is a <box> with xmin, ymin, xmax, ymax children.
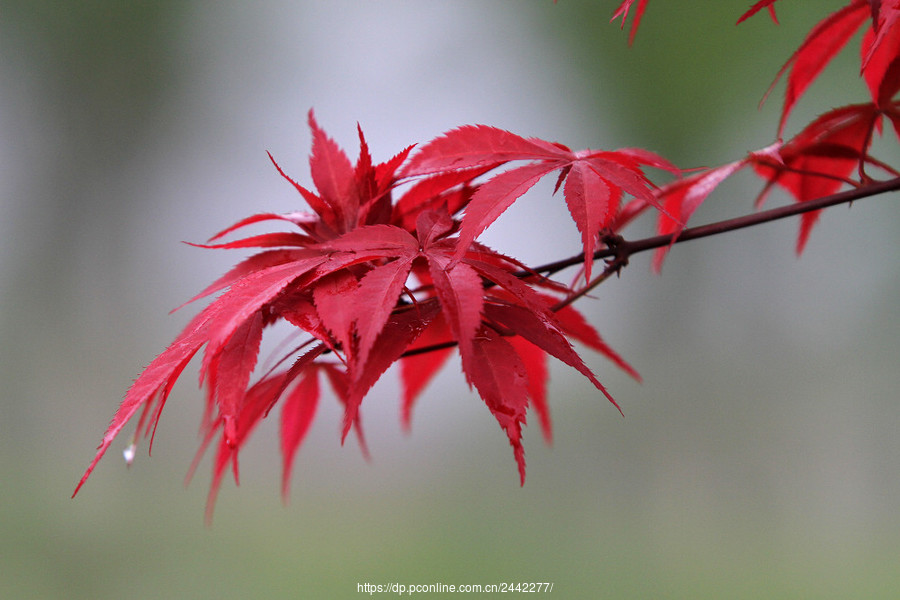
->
<box><xmin>74</xmin><ymin>111</ymin><xmax>664</xmax><ymax>518</ymax></box>
<box><xmin>75</xmin><ymin>2</ymin><xmax>900</xmax><ymax>517</ymax></box>
<box><xmin>614</xmin><ymin>0</ymin><xmax>900</xmax><ymax>264</ymax></box>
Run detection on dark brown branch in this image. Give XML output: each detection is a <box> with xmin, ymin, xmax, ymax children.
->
<box><xmin>534</xmin><ymin>175</ymin><xmax>900</xmax><ymax>278</ymax></box>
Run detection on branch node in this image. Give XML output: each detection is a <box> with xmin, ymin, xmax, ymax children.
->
<box><xmin>601</xmin><ymin>230</ymin><xmax>629</xmax><ymax>275</ymax></box>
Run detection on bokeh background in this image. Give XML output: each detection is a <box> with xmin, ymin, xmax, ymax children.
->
<box><xmin>2</xmin><ymin>1</ymin><xmax>899</xmax><ymax>597</ymax></box>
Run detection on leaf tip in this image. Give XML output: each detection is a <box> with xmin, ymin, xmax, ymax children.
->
<box><xmin>515</xmin><ymin>444</ymin><xmax>526</xmax><ymax>487</ymax></box>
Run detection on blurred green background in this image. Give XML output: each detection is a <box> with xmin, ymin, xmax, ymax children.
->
<box><xmin>2</xmin><ymin>1</ymin><xmax>899</xmax><ymax>597</ymax></box>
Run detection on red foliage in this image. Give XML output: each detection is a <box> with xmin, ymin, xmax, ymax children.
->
<box><xmin>614</xmin><ymin>0</ymin><xmax>900</xmax><ymax>264</ymax></box>
<box><xmin>74</xmin><ymin>111</ymin><xmax>648</xmax><ymax>516</ymax></box>
<box><xmin>75</xmin><ymin>3</ymin><xmax>900</xmax><ymax>517</ymax></box>
<box><xmin>610</xmin><ymin>0</ymin><xmax>650</xmax><ymax>45</ymax></box>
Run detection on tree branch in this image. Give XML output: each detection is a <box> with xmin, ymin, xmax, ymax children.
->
<box><xmin>533</xmin><ymin>175</ymin><xmax>900</xmax><ymax>278</ymax></box>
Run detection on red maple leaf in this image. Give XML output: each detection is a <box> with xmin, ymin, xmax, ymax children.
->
<box><xmin>741</xmin><ymin>1</ymin><xmax>900</xmax><ymax>134</ymax></box>
<box><xmin>75</xmin><ymin>112</ymin><xmax>648</xmax><ymax>516</ymax></box>
<box><xmin>861</xmin><ymin>8</ymin><xmax>900</xmax><ymax>107</ymax></box>
<box><xmin>610</xmin><ymin>0</ymin><xmax>650</xmax><ymax>45</ymax></box>
<box><xmin>761</xmin><ymin>1</ymin><xmax>871</xmax><ymax>135</ymax></box>
<box><xmin>649</xmin><ymin>97</ymin><xmax>899</xmax><ymax>262</ymax></box>
<box><xmin>610</xmin><ymin>1</ymin><xmax>900</xmax><ymax>261</ymax></box>
<box><xmin>754</xmin><ymin>102</ymin><xmax>900</xmax><ymax>252</ymax></box>
<box><xmin>402</xmin><ymin>125</ymin><xmax>676</xmax><ymax>282</ymax></box>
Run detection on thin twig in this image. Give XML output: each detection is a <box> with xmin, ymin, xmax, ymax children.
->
<box><xmin>535</xmin><ymin>175</ymin><xmax>900</xmax><ymax>277</ymax></box>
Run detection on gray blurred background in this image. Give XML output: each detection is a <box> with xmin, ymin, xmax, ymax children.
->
<box><xmin>2</xmin><ymin>1</ymin><xmax>899</xmax><ymax>597</ymax></box>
